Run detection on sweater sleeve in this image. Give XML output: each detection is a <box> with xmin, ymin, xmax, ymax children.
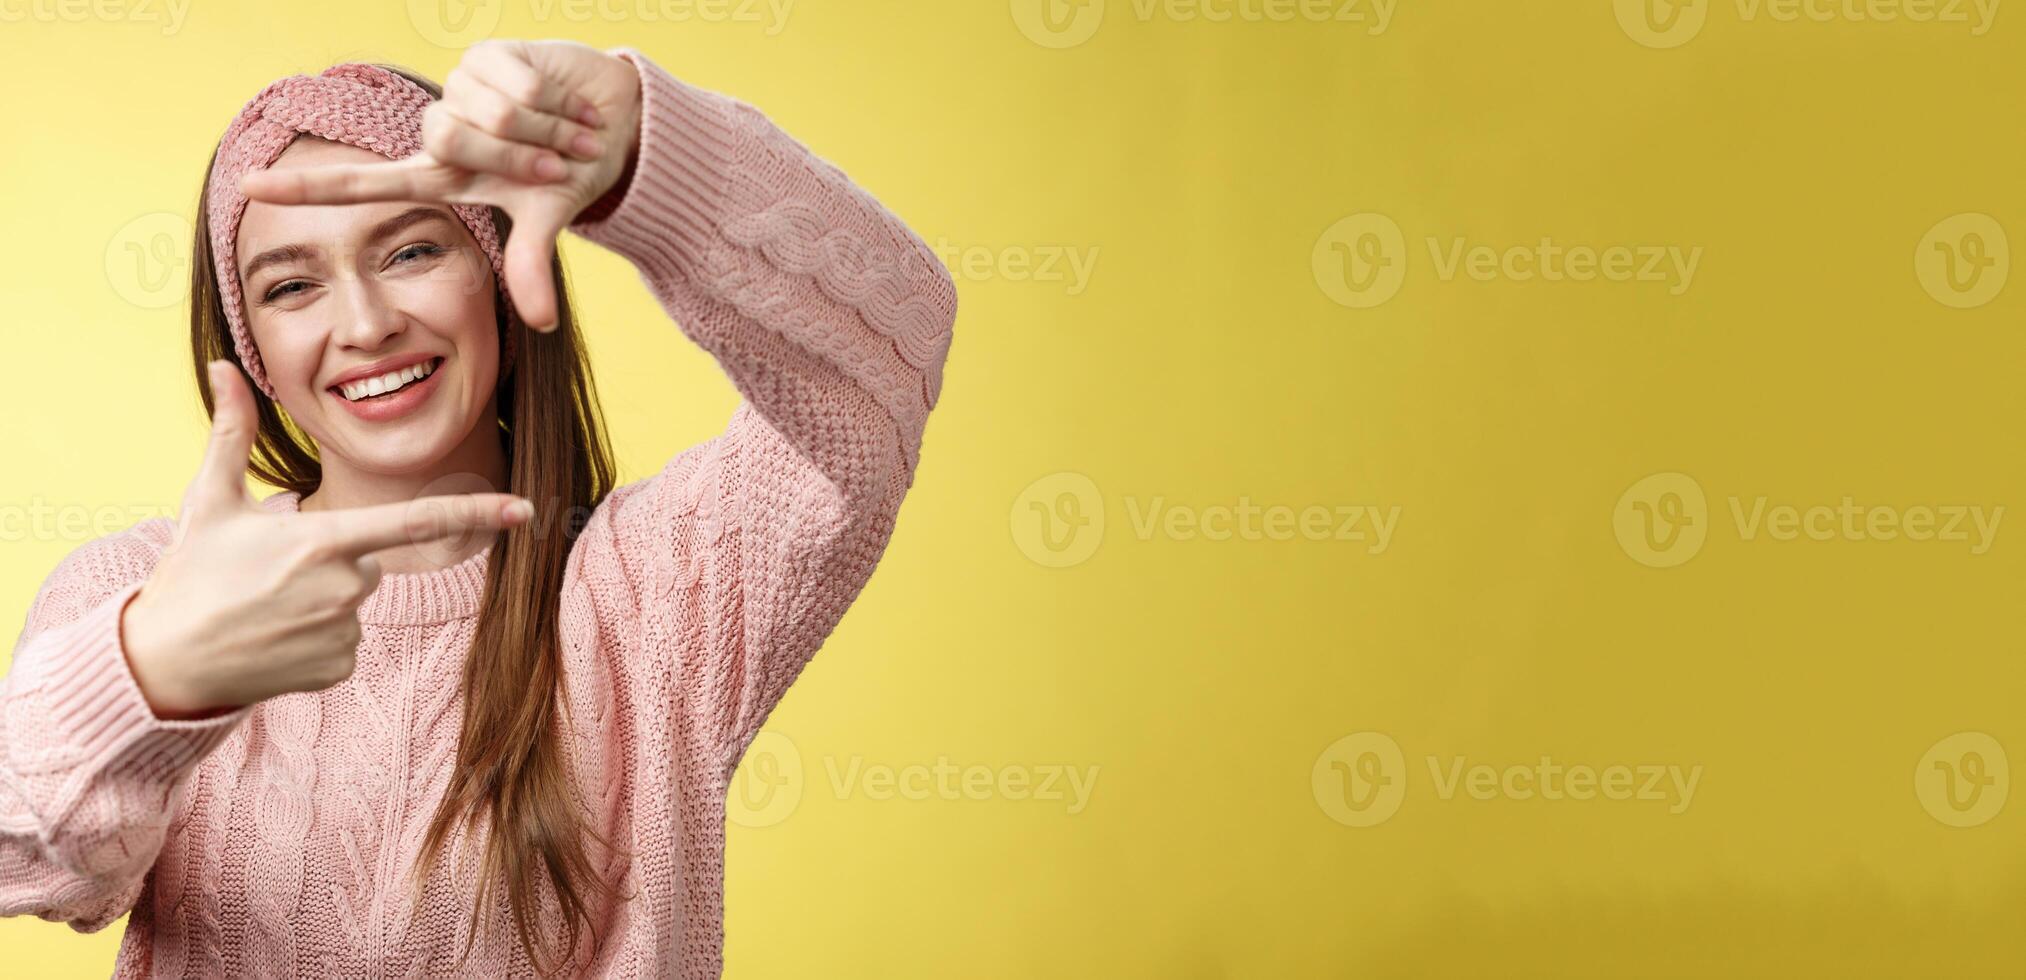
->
<box><xmin>0</xmin><ymin>534</ymin><xmax>252</xmax><ymax>932</ymax></box>
<box><xmin>566</xmin><ymin>48</ymin><xmax>957</xmax><ymax>785</ymax></box>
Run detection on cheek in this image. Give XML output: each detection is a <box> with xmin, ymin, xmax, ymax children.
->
<box><xmin>247</xmin><ymin>319</ymin><xmax>329</xmax><ymax>400</ymax></box>
<box><xmin>397</xmin><ymin>260</ymin><xmax>500</xmax><ymax>363</ymax></box>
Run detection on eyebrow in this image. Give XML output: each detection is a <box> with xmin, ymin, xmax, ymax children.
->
<box><xmin>239</xmin><ymin>206</ymin><xmax>458</xmax><ymax>282</ymax></box>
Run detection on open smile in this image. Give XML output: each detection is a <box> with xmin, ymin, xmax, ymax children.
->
<box><xmin>328</xmin><ymin>355</ymin><xmax>446</xmax><ymax>423</ymax></box>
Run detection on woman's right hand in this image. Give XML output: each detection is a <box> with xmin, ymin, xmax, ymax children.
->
<box><xmin>118</xmin><ymin>360</ymin><xmax>534</xmax><ymax>719</ymax></box>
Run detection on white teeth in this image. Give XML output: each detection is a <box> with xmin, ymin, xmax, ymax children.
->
<box><xmin>340</xmin><ymin>358</ymin><xmax>437</xmax><ymax>402</ymax></box>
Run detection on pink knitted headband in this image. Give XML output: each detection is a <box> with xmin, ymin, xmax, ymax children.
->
<box><xmin>207</xmin><ymin>63</ymin><xmax>517</xmax><ymax>399</ymax></box>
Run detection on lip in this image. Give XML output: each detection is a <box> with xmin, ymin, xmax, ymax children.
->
<box><xmin>329</xmin><ymin>355</ymin><xmax>446</xmax><ymax>424</ymax></box>
<box><xmin>327</xmin><ymin>352</ymin><xmax>441</xmax><ymax>389</ymax></box>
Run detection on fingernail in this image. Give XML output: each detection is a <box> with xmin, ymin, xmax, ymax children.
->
<box><xmin>535</xmin><ymin>155</ymin><xmax>567</xmax><ymax>181</ymax></box>
<box><xmin>572</xmin><ymin>131</ymin><xmax>603</xmax><ymax>158</ymax></box>
<box><xmin>578</xmin><ymin>104</ymin><xmax>602</xmax><ymax>127</ymax></box>
<box><xmin>508</xmin><ymin>499</ymin><xmax>534</xmax><ymax>522</ymax></box>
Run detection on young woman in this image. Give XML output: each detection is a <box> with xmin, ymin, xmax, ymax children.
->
<box><xmin>0</xmin><ymin>39</ymin><xmax>955</xmax><ymax>977</ymax></box>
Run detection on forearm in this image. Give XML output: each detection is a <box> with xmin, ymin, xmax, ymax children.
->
<box><xmin>1</xmin><ymin>581</ymin><xmax>247</xmax><ymax>928</ymax></box>
<box><xmin>564</xmin><ymin>49</ymin><xmax>957</xmax><ymax>775</ymax></box>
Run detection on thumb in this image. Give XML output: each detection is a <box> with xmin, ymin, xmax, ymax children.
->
<box><xmin>183</xmin><ymin>360</ymin><xmax>258</xmax><ymax>528</ymax></box>
<box><xmin>503</xmin><ymin>201</ymin><xmax>571</xmax><ymax>332</ymax></box>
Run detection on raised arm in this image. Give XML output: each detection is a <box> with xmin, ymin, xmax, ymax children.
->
<box><xmin>566</xmin><ymin>49</ymin><xmax>957</xmax><ymax>784</ymax></box>
<box><xmin>0</xmin><ymin>535</ymin><xmax>250</xmax><ymax>931</ymax></box>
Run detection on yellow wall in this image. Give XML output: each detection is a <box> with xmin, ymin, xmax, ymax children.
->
<box><xmin>2</xmin><ymin>1</ymin><xmax>2021</xmax><ymax>976</ymax></box>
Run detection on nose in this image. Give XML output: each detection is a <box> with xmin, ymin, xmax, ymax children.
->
<box><xmin>329</xmin><ymin>277</ymin><xmax>408</xmax><ymax>352</ymax></box>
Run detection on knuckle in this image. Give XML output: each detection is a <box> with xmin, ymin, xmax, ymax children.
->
<box><xmin>424</xmin><ymin>113</ymin><xmax>460</xmax><ymax>157</ymax></box>
<box><xmin>512</xmin><ymin>77</ymin><xmax>545</xmax><ymax>108</ymax></box>
<box><xmin>289</xmin><ymin>533</ymin><xmax>336</xmax><ymax>569</ymax></box>
<box><xmin>484</xmin><ymin>96</ymin><xmax>518</xmax><ymax>134</ymax></box>
<box><xmin>311</xmin><ymin>593</ymin><xmax>354</xmax><ymax>626</ymax></box>
<box><xmin>311</xmin><ymin>524</ymin><xmax>354</xmax><ymax>561</ymax></box>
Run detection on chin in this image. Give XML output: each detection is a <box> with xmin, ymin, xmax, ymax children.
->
<box><xmin>314</xmin><ymin>406</ymin><xmax>471</xmax><ymax>475</ymax></box>
<box><xmin>358</xmin><ymin>441</ymin><xmax>462</xmax><ymax>476</ymax></box>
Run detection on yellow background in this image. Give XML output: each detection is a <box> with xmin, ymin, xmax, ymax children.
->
<box><xmin>2</xmin><ymin>0</ymin><xmax>2022</xmax><ymax>976</ymax></box>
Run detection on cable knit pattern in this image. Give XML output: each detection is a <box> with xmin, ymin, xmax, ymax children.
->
<box><xmin>0</xmin><ymin>47</ymin><xmax>956</xmax><ymax>978</ymax></box>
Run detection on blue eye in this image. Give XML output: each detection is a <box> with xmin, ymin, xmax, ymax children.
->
<box><xmin>258</xmin><ymin>244</ymin><xmax>446</xmax><ymax>305</ymax></box>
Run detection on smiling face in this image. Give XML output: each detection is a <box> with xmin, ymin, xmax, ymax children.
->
<box><xmin>235</xmin><ymin>136</ymin><xmax>502</xmax><ymax>477</ymax></box>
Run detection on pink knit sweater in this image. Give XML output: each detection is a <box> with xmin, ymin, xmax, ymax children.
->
<box><xmin>0</xmin><ymin>48</ymin><xmax>955</xmax><ymax>978</ymax></box>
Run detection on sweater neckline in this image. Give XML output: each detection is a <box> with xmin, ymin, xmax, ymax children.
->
<box><xmin>259</xmin><ymin>489</ymin><xmax>492</xmax><ymax>626</ymax></box>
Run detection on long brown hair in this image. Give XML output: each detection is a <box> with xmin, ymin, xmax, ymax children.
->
<box><xmin>189</xmin><ymin>64</ymin><xmax>629</xmax><ymax>977</ymax></box>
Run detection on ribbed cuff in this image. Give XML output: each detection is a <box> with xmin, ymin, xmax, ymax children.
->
<box><xmin>568</xmin><ymin>47</ymin><xmax>743</xmax><ymax>283</ymax></box>
<box><xmin>19</xmin><ymin>581</ymin><xmax>251</xmax><ymax>786</ymax></box>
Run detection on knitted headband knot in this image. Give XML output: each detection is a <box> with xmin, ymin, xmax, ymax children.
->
<box><xmin>207</xmin><ymin>63</ymin><xmax>517</xmax><ymax>399</ymax></box>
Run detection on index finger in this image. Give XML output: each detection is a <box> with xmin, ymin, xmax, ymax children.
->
<box><xmin>306</xmin><ymin>492</ymin><xmax>533</xmax><ymax>558</ymax></box>
<box><xmin>240</xmin><ymin>156</ymin><xmax>453</xmax><ymax>206</ymax></box>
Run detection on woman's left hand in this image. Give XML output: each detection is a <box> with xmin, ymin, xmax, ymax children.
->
<box><xmin>239</xmin><ymin>39</ymin><xmax>643</xmax><ymax>332</ymax></box>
